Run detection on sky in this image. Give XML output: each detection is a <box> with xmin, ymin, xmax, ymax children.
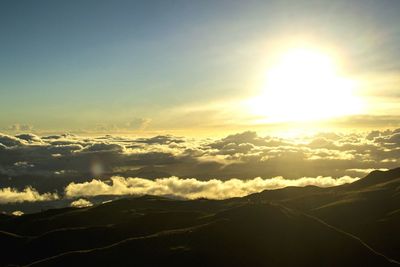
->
<box><xmin>2</xmin><ymin>1</ymin><xmax>400</xmax><ymax>211</ymax></box>
<box><xmin>1</xmin><ymin>0</ymin><xmax>400</xmax><ymax>135</ymax></box>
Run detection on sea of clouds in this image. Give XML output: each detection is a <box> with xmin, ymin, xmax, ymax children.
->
<box><xmin>1</xmin><ymin>129</ymin><xmax>399</xmax><ymax>204</ymax></box>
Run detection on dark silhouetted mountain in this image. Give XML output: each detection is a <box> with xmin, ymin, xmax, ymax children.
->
<box><xmin>0</xmin><ymin>168</ymin><xmax>399</xmax><ymax>267</ymax></box>
<box><xmin>345</xmin><ymin>167</ymin><xmax>400</xmax><ymax>189</ymax></box>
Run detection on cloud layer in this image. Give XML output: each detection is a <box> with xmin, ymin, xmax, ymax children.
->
<box><xmin>0</xmin><ymin>129</ymin><xmax>399</xmax><ymax>203</ymax></box>
<box><xmin>65</xmin><ymin>175</ymin><xmax>359</xmax><ymax>200</ymax></box>
<box><xmin>70</xmin><ymin>198</ymin><xmax>93</xmax><ymax>208</ymax></box>
<box><xmin>0</xmin><ymin>187</ymin><xmax>58</xmax><ymax>204</ymax></box>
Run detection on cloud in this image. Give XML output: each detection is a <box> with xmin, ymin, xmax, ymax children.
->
<box><xmin>0</xmin><ymin>133</ymin><xmax>26</xmax><ymax>147</ymax></box>
<box><xmin>136</xmin><ymin>135</ymin><xmax>184</xmax><ymax>145</ymax></box>
<box><xmin>92</xmin><ymin>118</ymin><xmax>152</xmax><ymax>132</ymax></box>
<box><xmin>7</xmin><ymin>124</ymin><xmax>34</xmax><ymax>132</ymax></box>
<box><xmin>346</xmin><ymin>168</ymin><xmax>389</xmax><ymax>174</ymax></box>
<box><xmin>70</xmin><ymin>198</ymin><xmax>93</xmax><ymax>208</ymax></box>
<box><xmin>0</xmin><ymin>187</ymin><xmax>59</xmax><ymax>204</ymax></box>
<box><xmin>64</xmin><ymin>176</ymin><xmax>359</xmax><ymax>200</ymax></box>
<box><xmin>15</xmin><ymin>133</ymin><xmax>42</xmax><ymax>143</ymax></box>
<box><xmin>209</xmin><ymin>131</ymin><xmax>269</xmax><ymax>148</ymax></box>
<box><xmin>0</xmin><ymin>129</ymin><xmax>399</xmax><ymax>194</ymax></box>
<box><xmin>11</xmin><ymin>210</ymin><xmax>24</xmax><ymax>216</ymax></box>
<box><xmin>79</xmin><ymin>142</ymin><xmax>124</xmax><ymax>153</ymax></box>
<box><xmin>126</xmin><ymin>118</ymin><xmax>152</xmax><ymax>130</ymax></box>
<box><xmin>330</xmin><ymin>115</ymin><xmax>400</xmax><ymax>128</ymax></box>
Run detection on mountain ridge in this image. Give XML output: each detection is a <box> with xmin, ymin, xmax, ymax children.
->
<box><xmin>0</xmin><ymin>168</ymin><xmax>399</xmax><ymax>267</ymax></box>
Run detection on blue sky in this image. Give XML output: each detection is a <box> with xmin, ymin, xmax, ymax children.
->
<box><xmin>1</xmin><ymin>0</ymin><xmax>400</xmax><ymax>134</ymax></box>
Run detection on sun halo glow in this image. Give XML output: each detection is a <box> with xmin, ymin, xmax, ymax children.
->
<box><xmin>249</xmin><ymin>47</ymin><xmax>363</xmax><ymax>123</ymax></box>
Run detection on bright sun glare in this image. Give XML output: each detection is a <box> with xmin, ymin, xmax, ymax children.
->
<box><xmin>249</xmin><ymin>47</ymin><xmax>363</xmax><ymax>123</ymax></box>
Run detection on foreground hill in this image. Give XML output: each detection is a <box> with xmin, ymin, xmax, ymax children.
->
<box><xmin>1</xmin><ymin>168</ymin><xmax>400</xmax><ymax>266</ymax></box>
<box><xmin>248</xmin><ymin>168</ymin><xmax>400</xmax><ymax>261</ymax></box>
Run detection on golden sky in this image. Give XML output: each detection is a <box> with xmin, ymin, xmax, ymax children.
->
<box><xmin>1</xmin><ymin>1</ymin><xmax>400</xmax><ymax>135</ymax></box>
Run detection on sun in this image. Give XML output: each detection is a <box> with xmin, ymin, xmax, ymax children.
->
<box><xmin>248</xmin><ymin>47</ymin><xmax>363</xmax><ymax>123</ymax></box>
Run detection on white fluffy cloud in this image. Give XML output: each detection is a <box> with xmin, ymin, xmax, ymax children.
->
<box><xmin>0</xmin><ymin>187</ymin><xmax>59</xmax><ymax>204</ymax></box>
<box><xmin>70</xmin><ymin>198</ymin><xmax>93</xmax><ymax>208</ymax></box>
<box><xmin>11</xmin><ymin>210</ymin><xmax>24</xmax><ymax>216</ymax></box>
<box><xmin>65</xmin><ymin>175</ymin><xmax>359</xmax><ymax>200</ymax></box>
